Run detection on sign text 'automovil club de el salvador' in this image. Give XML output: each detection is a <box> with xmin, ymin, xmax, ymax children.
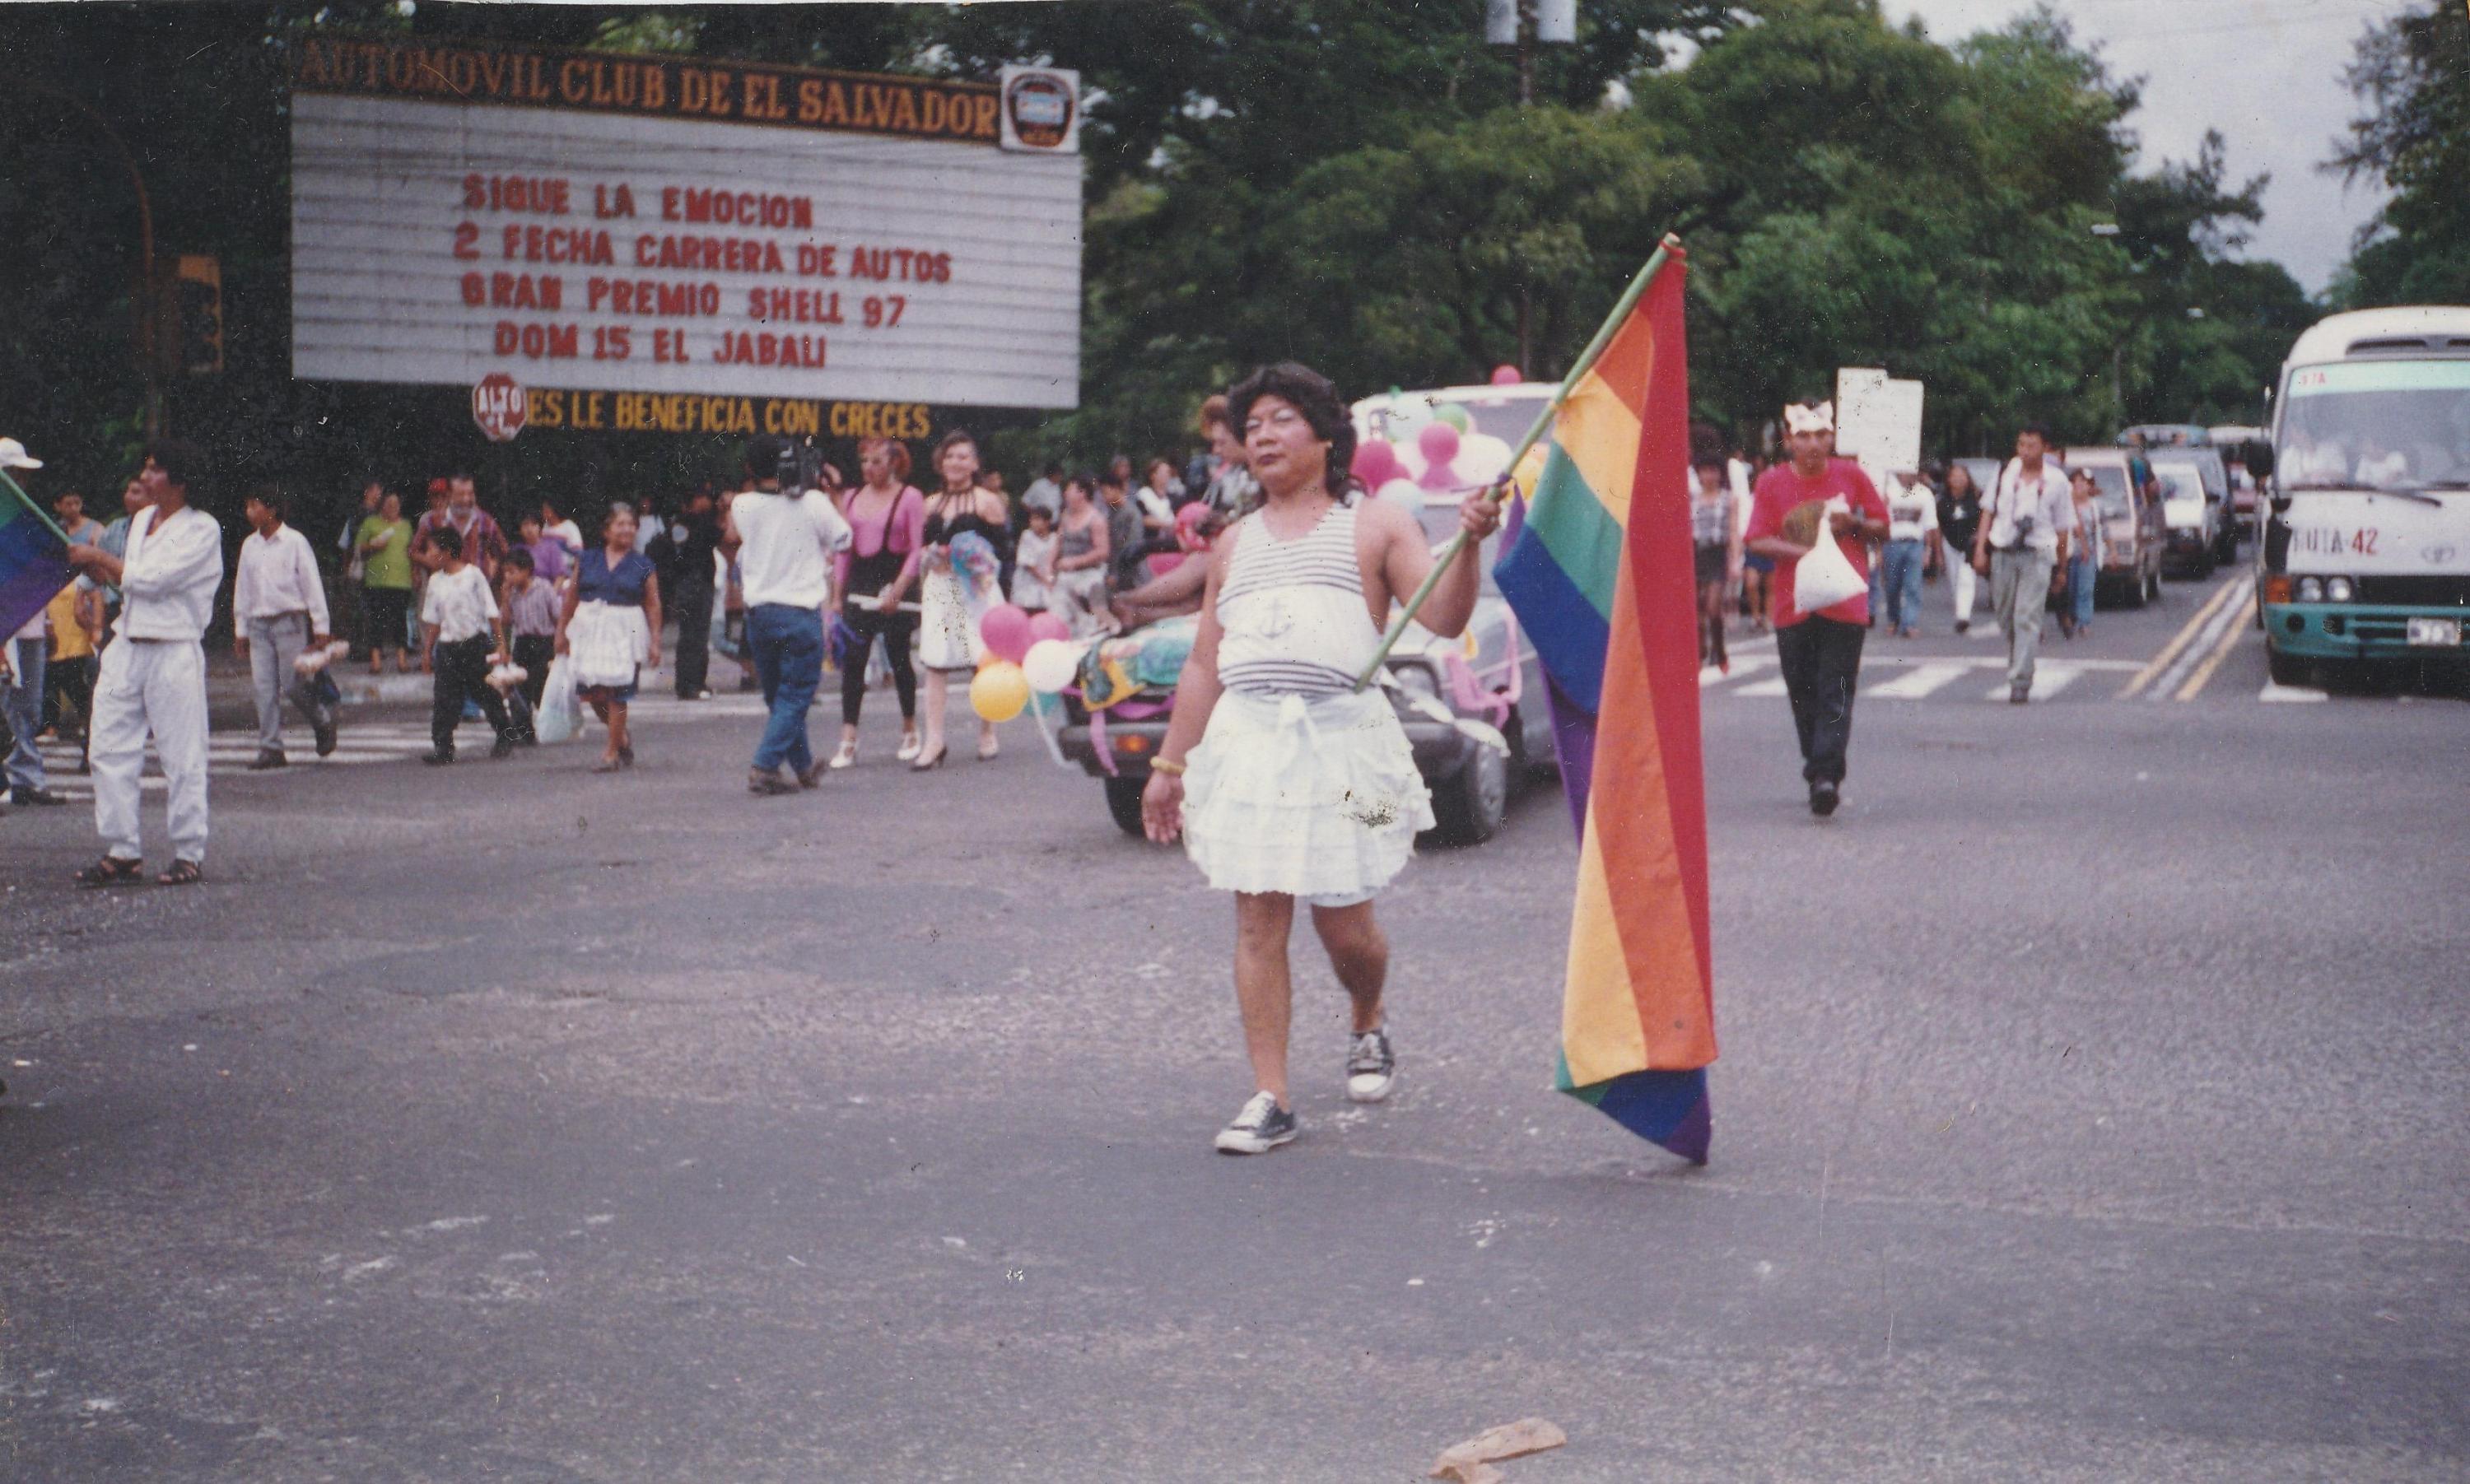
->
<box><xmin>288</xmin><ymin>37</ymin><xmax>1084</xmax><ymax>428</ymax></box>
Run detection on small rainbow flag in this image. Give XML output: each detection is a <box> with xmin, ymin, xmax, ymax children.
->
<box><xmin>1493</xmin><ymin>249</ymin><xmax>1715</xmax><ymax>1164</ymax></box>
<box><xmin>0</xmin><ymin>470</ymin><xmax>72</xmax><ymax>647</ymax></box>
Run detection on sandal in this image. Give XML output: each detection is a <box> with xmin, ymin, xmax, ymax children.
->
<box><xmin>592</xmin><ymin>755</ymin><xmax>622</xmax><ymax>773</ymax></box>
<box><xmin>976</xmin><ymin>733</ymin><xmax>1000</xmax><ymax>761</ymax></box>
<box><xmin>155</xmin><ymin>859</ymin><xmax>204</xmax><ymax>887</ymax></box>
<box><xmin>73</xmin><ymin>855</ymin><xmax>144</xmax><ymax>889</ymax></box>
<box><xmin>828</xmin><ymin>738</ymin><xmax>859</xmax><ymax>770</ymax></box>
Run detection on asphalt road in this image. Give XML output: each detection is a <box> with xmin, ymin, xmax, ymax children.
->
<box><xmin>3</xmin><ymin>556</ymin><xmax>2465</xmax><ymax>1482</ymax></box>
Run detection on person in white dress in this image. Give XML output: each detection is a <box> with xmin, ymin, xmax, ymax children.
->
<box><xmin>63</xmin><ymin>439</ymin><xmax>224</xmax><ymax>886</ymax></box>
<box><xmin>1141</xmin><ymin>363</ymin><xmax>1500</xmax><ymax>1156</ymax></box>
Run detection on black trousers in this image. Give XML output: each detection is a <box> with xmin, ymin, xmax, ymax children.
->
<box><xmin>511</xmin><ymin>634</ymin><xmax>554</xmax><ymax>709</ymax></box>
<box><xmin>44</xmin><ymin>653</ymin><xmax>93</xmax><ymax>738</ymax></box>
<box><xmin>839</xmin><ymin>604</ymin><xmax>918</xmax><ymax>727</ymax></box>
<box><xmin>1773</xmin><ymin>616</ymin><xmax>1864</xmax><ymax>785</ymax></box>
<box><xmin>430</xmin><ymin>635</ymin><xmax>513</xmax><ymax>756</ymax></box>
<box><xmin>670</xmin><ymin>574</ymin><xmax>714</xmax><ymax>697</ymax></box>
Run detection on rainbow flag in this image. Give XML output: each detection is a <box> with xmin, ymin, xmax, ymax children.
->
<box><xmin>1493</xmin><ymin>250</ymin><xmax>1715</xmax><ymax>1164</ymax></box>
<box><xmin>0</xmin><ymin>470</ymin><xmax>72</xmax><ymax>647</ymax></box>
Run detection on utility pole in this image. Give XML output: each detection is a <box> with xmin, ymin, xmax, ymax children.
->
<box><xmin>1489</xmin><ymin>0</ymin><xmax>1573</xmax><ymax>376</ymax></box>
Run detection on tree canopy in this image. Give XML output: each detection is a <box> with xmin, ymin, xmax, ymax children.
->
<box><xmin>0</xmin><ymin>0</ymin><xmax>2320</xmax><ymax>509</ymax></box>
<box><xmin>2327</xmin><ymin>1</ymin><xmax>2470</xmax><ymax>309</ymax></box>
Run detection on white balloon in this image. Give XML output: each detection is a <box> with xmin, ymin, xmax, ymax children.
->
<box><xmin>1022</xmin><ymin>638</ymin><xmax>1081</xmax><ymax>694</ymax></box>
<box><xmin>1374</xmin><ymin>477</ymin><xmax>1426</xmax><ymax>518</ymax></box>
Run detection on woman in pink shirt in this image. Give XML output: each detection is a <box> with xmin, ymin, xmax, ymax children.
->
<box><xmin>831</xmin><ymin>436</ymin><xmax>925</xmax><ymax>769</ymax></box>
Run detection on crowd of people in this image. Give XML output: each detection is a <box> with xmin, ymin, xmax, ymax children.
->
<box><xmin>1</xmin><ymin>396</ymin><xmax>1265</xmax><ymax>840</ymax></box>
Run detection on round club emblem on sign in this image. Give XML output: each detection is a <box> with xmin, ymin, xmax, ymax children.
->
<box><xmin>472</xmin><ymin>372</ymin><xmax>527</xmax><ymax>443</ymax></box>
<box><xmin>1000</xmin><ymin>67</ymin><xmax>1078</xmax><ymax>151</ymax></box>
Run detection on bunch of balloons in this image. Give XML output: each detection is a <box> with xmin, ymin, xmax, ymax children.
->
<box><xmin>971</xmin><ymin>606</ymin><xmax>1080</xmax><ymax>721</ymax></box>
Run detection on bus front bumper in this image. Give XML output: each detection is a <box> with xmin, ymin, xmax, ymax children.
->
<box><xmin>2263</xmin><ymin>602</ymin><xmax>2470</xmax><ymax>661</ymax></box>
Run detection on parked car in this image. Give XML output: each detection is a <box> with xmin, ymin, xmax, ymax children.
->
<box><xmin>2116</xmin><ymin>423</ymin><xmax>2211</xmax><ymax>451</ymax></box>
<box><xmin>1053</xmin><ymin>494</ymin><xmax>1550</xmax><ymax>846</ymax></box>
<box><xmin>2064</xmin><ymin>447</ymin><xmax>2165</xmax><ymax>606</ymax></box>
<box><xmin>2151</xmin><ymin>449</ymin><xmax>2235</xmax><ymax>575</ymax></box>
<box><xmin>2210</xmin><ymin>424</ymin><xmax>2268</xmax><ymax>532</ymax></box>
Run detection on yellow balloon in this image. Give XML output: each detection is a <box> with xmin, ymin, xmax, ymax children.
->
<box><xmin>970</xmin><ymin>660</ymin><xmax>1030</xmax><ymax>723</ymax></box>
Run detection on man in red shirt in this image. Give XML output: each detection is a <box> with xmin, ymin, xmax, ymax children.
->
<box><xmin>1744</xmin><ymin>400</ymin><xmax>1891</xmax><ymax>816</ymax></box>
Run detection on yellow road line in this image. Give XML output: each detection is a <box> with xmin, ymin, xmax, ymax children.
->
<box><xmin>2120</xmin><ymin>575</ymin><xmax>2243</xmax><ymax>698</ymax></box>
<box><xmin>2175</xmin><ymin>594</ymin><xmax>2258</xmax><ymax>700</ymax></box>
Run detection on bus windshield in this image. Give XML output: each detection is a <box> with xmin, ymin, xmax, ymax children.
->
<box><xmin>2279</xmin><ymin>360</ymin><xmax>2470</xmax><ymax>492</ymax></box>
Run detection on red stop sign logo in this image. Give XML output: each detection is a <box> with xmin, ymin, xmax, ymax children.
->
<box><xmin>472</xmin><ymin>373</ymin><xmax>527</xmax><ymax>443</ymax></box>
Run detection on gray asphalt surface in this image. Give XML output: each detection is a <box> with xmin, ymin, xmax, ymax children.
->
<box><xmin>3</xmin><ymin>567</ymin><xmax>2465</xmax><ymax>1482</ymax></box>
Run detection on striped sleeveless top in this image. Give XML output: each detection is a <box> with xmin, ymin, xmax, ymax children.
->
<box><xmin>1214</xmin><ymin>500</ymin><xmax>1377</xmax><ymax>699</ymax></box>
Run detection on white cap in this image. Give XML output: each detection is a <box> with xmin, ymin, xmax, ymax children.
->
<box><xmin>0</xmin><ymin>437</ymin><xmax>42</xmax><ymax>470</ymax></box>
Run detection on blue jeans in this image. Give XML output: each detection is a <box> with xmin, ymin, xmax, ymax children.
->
<box><xmin>2067</xmin><ymin>551</ymin><xmax>2098</xmax><ymax>630</ymax></box>
<box><xmin>1880</xmin><ymin>539</ymin><xmax>1926</xmax><ymax>632</ymax></box>
<box><xmin>746</xmin><ymin>603</ymin><xmax>823</xmax><ymax>775</ymax></box>
<box><xmin>4</xmin><ymin>637</ymin><xmax>47</xmax><ymax>792</ymax></box>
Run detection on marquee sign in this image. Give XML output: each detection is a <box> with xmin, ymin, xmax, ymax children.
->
<box><xmin>289</xmin><ymin>38</ymin><xmax>1082</xmax><ymax>414</ymax></box>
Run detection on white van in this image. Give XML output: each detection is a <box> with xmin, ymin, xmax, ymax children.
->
<box><xmin>2258</xmin><ymin>307</ymin><xmax>2470</xmax><ymax>686</ymax></box>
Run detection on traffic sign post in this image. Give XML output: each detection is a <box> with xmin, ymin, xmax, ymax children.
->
<box><xmin>472</xmin><ymin>372</ymin><xmax>526</xmax><ymax>442</ymax></box>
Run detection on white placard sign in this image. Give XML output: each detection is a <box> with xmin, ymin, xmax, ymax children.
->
<box><xmin>1835</xmin><ymin>370</ymin><xmax>1924</xmax><ymax>484</ymax></box>
<box><xmin>288</xmin><ymin>39</ymin><xmax>1082</xmax><ymax>413</ymax></box>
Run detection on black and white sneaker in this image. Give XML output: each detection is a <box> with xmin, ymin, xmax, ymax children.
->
<box><xmin>1213</xmin><ymin>1091</ymin><xmax>1298</xmax><ymax>1155</ymax></box>
<box><xmin>1346</xmin><ymin>1027</ymin><xmax>1398</xmax><ymax>1103</ymax></box>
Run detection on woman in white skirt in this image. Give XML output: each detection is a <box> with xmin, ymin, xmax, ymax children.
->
<box><xmin>1142</xmin><ymin>363</ymin><xmax>1499</xmax><ymax>1155</ymax></box>
<box><xmin>911</xmin><ymin>430</ymin><xmax>1011</xmax><ymax>768</ymax></box>
<box><xmin>556</xmin><ymin>503</ymin><xmax>663</xmax><ymax>774</ymax></box>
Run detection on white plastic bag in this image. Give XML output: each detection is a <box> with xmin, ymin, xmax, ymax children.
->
<box><xmin>1791</xmin><ymin>498</ymin><xmax>1867</xmax><ymax>613</ymax></box>
<box><xmin>535</xmin><ymin>654</ymin><xmax>584</xmax><ymax>744</ymax></box>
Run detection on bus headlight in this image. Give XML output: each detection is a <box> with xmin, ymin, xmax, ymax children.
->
<box><xmin>2324</xmin><ymin>576</ymin><xmax>2354</xmax><ymax>603</ymax></box>
<box><xmin>2297</xmin><ymin>577</ymin><xmax>2324</xmax><ymax>602</ymax></box>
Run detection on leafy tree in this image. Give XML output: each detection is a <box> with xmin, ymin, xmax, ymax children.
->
<box><xmin>2326</xmin><ymin>2</ymin><xmax>2470</xmax><ymax>308</ymax></box>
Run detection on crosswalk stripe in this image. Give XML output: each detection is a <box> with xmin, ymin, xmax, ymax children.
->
<box><xmin>1979</xmin><ymin>662</ymin><xmax>2083</xmax><ymax>701</ymax></box>
<box><xmin>1866</xmin><ymin>662</ymin><xmax>1973</xmax><ymax>700</ymax></box>
<box><xmin>2258</xmin><ymin>682</ymin><xmax>2328</xmax><ymax>703</ymax></box>
<box><xmin>1699</xmin><ymin>656</ymin><xmax>1774</xmax><ymax>687</ymax></box>
<box><xmin>1733</xmin><ymin>677</ymin><xmax>1787</xmax><ymax>697</ymax></box>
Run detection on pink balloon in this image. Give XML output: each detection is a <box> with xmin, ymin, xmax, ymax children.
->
<box><xmin>1491</xmin><ymin>364</ymin><xmax>1522</xmax><ymax>386</ymax></box>
<box><xmin>1351</xmin><ymin>439</ymin><xmax>1401</xmax><ymax>487</ymax></box>
<box><xmin>1417</xmin><ymin>420</ymin><xmax>1460</xmax><ymax>465</ymax></box>
<box><xmin>979</xmin><ymin>603</ymin><xmax>1033</xmax><ymax>663</ymax></box>
<box><xmin>1027</xmin><ymin>610</ymin><xmax>1072</xmax><ymax>646</ymax></box>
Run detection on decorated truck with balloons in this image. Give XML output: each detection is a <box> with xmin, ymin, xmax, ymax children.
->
<box><xmin>1041</xmin><ymin>376</ymin><xmax>1561</xmax><ymax>845</ymax></box>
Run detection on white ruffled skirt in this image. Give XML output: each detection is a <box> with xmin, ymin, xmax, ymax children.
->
<box><xmin>567</xmin><ymin>600</ymin><xmax>648</xmax><ymax>691</ymax></box>
<box><xmin>1182</xmin><ymin>688</ymin><xmax>1433</xmax><ymax>899</ymax></box>
<box><xmin>916</xmin><ymin>568</ymin><xmax>985</xmax><ymax>672</ymax></box>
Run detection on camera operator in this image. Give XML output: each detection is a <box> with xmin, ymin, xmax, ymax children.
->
<box><xmin>1971</xmin><ymin>423</ymin><xmax>2076</xmax><ymax>705</ymax></box>
<box><xmin>722</xmin><ymin>434</ymin><xmax>852</xmax><ymax>795</ymax></box>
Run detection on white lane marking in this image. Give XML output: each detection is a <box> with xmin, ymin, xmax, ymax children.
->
<box><xmin>2258</xmin><ymin>682</ymin><xmax>2328</xmax><ymax>703</ymax></box>
<box><xmin>1732</xmin><ymin>676</ymin><xmax>1788</xmax><ymax>698</ymax></box>
<box><xmin>1979</xmin><ymin>663</ymin><xmax>2084</xmax><ymax>701</ymax></box>
<box><xmin>1866</xmin><ymin>662</ymin><xmax>1972</xmax><ymax>699</ymax></box>
<box><xmin>1700</xmin><ymin>656</ymin><xmax>1775</xmax><ymax>687</ymax></box>
<box><xmin>2148</xmin><ymin>573</ymin><xmax>2257</xmax><ymax>700</ymax></box>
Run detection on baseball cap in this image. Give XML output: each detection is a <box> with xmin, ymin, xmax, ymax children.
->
<box><xmin>0</xmin><ymin>437</ymin><xmax>44</xmax><ymax>470</ymax></box>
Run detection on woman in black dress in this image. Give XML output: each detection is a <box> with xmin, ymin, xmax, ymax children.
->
<box><xmin>912</xmin><ymin>430</ymin><xmax>1012</xmax><ymax>768</ymax></box>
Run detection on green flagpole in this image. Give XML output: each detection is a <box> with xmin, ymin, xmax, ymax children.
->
<box><xmin>0</xmin><ymin>467</ymin><xmax>77</xmax><ymax>548</ymax></box>
<box><xmin>1354</xmin><ymin>232</ymin><xmax>1682</xmax><ymax>691</ymax></box>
